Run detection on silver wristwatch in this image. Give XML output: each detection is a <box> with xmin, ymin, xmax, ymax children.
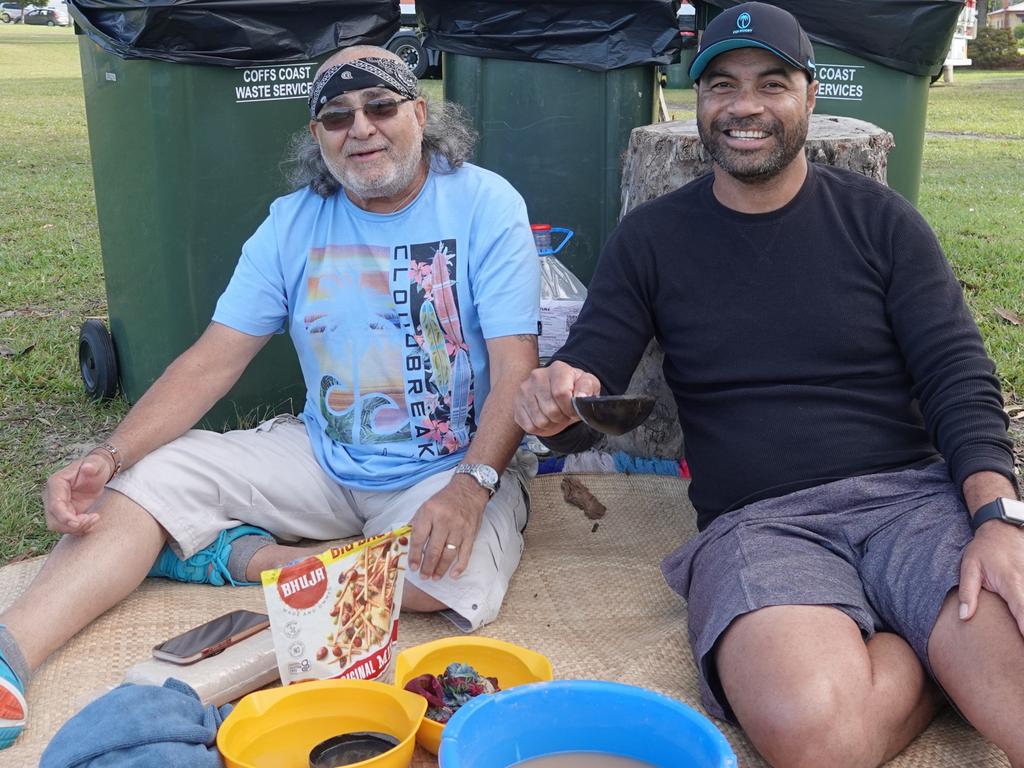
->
<box><xmin>453</xmin><ymin>463</ymin><xmax>500</xmax><ymax>497</ymax></box>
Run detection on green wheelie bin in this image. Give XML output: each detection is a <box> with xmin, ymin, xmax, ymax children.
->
<box><xmin>420</xmin><ymin>0</ymin><xmax>680</xmax><ymax>285</ymax></box>
<box><xmin>443</xmin><ymin>56</ymin><xmax>656</xmax><ymax>286</ymax></box>
<box><xmin>811</xmin><ymin>45</ymin><xmax>933</xmax><ymax>206</ymax></box>
<box><xmin>70</xmin><ymin>0</ymin><xmax>399</xmax><ymax>430</ymax></box>
<box><xmin>665</xmin><ymin>49</ymin><xmax>698</xmax><ymax>90</ymax></box>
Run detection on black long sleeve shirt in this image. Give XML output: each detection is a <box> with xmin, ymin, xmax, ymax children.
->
<box><xmin>549</xmin><ymin>164</ymin><xmax>1014</xmax><ymax>530</ymax></box>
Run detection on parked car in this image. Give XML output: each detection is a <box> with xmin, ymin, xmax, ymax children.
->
<box><xmin>0</xmin><ymin>2</ymin><xmax>23</xmax><ymax>23</ymax></box>
<box><xmin>23</xmin><ymin>6</ymin><xmax>67</xmax><ymax>25</ymax></box>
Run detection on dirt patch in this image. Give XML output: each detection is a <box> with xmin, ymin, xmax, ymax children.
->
<box><xmin>0</xmin><ymin>307</ymin><xmax>74</xmax><ymax>319</ymax></box>
<box><xmin>926</xmin><ymin>130</ymin><xmax>1024</xmax><ymax>141</ymax></box>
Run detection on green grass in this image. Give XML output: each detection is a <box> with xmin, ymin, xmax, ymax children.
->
<box><xmin>919</xmin><ymin>138</ymin><xmax>1024</xmax><ymax>396</ymax></box>
<box><xmin>916</xmin><ymin>72</ymin><xmax>1024</xmax><ymax>398</ymax></box>
<box><xmin>1</xmin><ymin>24</ymin><xmax>126</xmax><ymax>563</ymax></box>
<box><xmin>1</xmin><ymin>24</ymin><xmax>1021</xmax><ymax>562</ymax></box>
<box><xmin>662</xmin><ymin>84</ymin><xmax>697</xmax><ymax>121</ymax></box>
<box><xmin>926</xmin><ymin>69</ymin><xmax>1024</xmax><ymax>137</ymax></box>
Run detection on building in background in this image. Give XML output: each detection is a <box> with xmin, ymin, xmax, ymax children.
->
<box><xmin>988</xmin><ymin>0</ymin><xmax>1024</xmax><ymax>29</ymax></box>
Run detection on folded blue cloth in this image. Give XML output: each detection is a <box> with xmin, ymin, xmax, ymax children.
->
<box><xmin>536</xmin><ymin>456</ymin><xmax>566</xmax><ymax>475</ymax></box>
<box><xmin>41</xmin><ymin>678</ymin><xmax>230</xmax><ymax>768</ymax></box>
<box><xmin>612</xmin><ymin>451</ymin><xmax>682</xmax><ymax>477</ymax></box>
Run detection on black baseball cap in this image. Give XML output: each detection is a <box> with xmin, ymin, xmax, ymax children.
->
<box><xmin>689</xmin><ymin>2</ymin><xmax>816</xmax><ymax>82</ymax></box>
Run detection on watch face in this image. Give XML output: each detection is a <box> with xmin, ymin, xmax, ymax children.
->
<box><xmin>458</xmin><ymin>464</ymin><xmax>498</xmax><ymax>489</ymax></box>
<box><xmin>475</xmin><ymin>465</ymin><xmax>499</xmax><ymax>486</ymax></box>
<box><xmin>1003</xmin><ymin>498</ymin><xmax>1024</xmax><ymax>525</ymax></box>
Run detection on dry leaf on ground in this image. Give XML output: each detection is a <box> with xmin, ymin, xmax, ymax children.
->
<box><xmin>0</xmin><ymin>343</ymin><xmax>34</xmax><ymax>358</ymax></box>
<box><xmin>994</xmin><ymin>307</ymin><xmax>1022</xmax><ymax>326</ymax></box>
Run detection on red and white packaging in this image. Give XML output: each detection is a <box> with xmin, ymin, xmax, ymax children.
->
<box><xmin>261</xmin><ymin>525</ymin><xmax>411</xmax><ymax>685</ymax></box>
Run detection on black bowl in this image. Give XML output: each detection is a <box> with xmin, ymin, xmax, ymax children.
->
<box><xmin>572</xmin><ymin>395</ymin><xmax>656</xmax><ymax>436</ymax></box>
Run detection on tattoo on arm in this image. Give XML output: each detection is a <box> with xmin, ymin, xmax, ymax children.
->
<box><xmin>515</xmin><ymin>334</ymin><xmax>539</xmax><ymax>347</ymax></box>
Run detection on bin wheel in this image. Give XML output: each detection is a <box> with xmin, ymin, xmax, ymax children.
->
<box><xmin>387</xmin><ymin>36</ymin><xmax>428</xmax><ymax>79</ymax></box>
<box><xmin>79</xmin><ymin>319</ymin><xmax>119</xmax><ymax>401</ymax></box>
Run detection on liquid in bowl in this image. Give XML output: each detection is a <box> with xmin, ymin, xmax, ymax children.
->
<box><xmin>515</xmin><ymin>755</ymin><xmax>655</xmax><ymax>768</ymax></box>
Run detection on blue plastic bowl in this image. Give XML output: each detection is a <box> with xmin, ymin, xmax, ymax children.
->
<box><xmin>438</xmin><ymin>680</ymin><xmax>737</xmax><ymax>768</ymax></box>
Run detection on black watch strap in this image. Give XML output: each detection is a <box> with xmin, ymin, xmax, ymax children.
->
<box><xmin>971</xmin><ymin>498</ymin><xmax>1015</xmax><ymax>531</ymax></box>
<box><xmin>972</xmin><ymin>499</ymin><xmax>1002</xmax><ymax>531</ymax></box>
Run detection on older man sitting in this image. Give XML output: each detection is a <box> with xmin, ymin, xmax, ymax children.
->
<box><xmin>0</xmin><ymin>45</ymin><xmax>540</xmax><ymax>750</ymax></box>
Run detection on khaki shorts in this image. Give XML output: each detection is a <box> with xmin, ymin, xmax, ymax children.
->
<box><xmin>108</xmin><ymin>415</ymin><xmax>535</xmax><ymax>631</ymax></box>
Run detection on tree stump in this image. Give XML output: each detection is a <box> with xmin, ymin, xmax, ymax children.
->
<box><xmin>601</xmin><ymin>115</ymin><xmax>895</xmax><ymax>459</ymax></box>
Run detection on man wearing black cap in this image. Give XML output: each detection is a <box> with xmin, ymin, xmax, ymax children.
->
<box><xmin>515</xmin><ymin>3</ymin><xmax>1023</xmax><ymax>765</ymax></box>
<box><xmin>0</xmin><ymin>46</ymin><xmax>542</xmax><ymax>751</ymax></box>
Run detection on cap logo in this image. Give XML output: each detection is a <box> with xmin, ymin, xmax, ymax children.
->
<box><xmin>735</xmin><ymin>12</ymin><xmax>752</xmax><ymax>31</ymax></box>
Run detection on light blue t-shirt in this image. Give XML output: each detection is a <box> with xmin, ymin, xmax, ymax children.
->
<box><xmin>213</xmin><ymin>161</ymin><xmax>540</xmax><ymax>490</ymax></box>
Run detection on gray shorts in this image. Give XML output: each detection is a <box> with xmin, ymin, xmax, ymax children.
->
<box><xmin>661</xmin><ymin>462</ymin><xmax>971</xmax><ymax>723</ymax></box>
<box><xmin>108</xmin><ymin>415</ymin><xmax>536</xmax><ymax>631</ymax></box>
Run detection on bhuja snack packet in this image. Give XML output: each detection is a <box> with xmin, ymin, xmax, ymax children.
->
<box><xmin>262</xmin><ymin>525</ymin><xmax>411</xmax><ymax>685</ymax></box>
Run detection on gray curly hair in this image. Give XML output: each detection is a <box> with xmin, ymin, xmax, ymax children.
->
<box><xmin>284</xmin><ymin>95</ymin><xmax>478</xmax><ymax>198</ymax></box>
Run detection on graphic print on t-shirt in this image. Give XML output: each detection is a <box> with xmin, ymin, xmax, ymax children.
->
<box><xmin>407</xmin><ymin>239</ymin><xmax>476</xmax><ymax>456</ymax></box>
<box><xmin>304</xmin><ymin>239</ymin><xmax>476</xmax><ymax>457</ymax></box>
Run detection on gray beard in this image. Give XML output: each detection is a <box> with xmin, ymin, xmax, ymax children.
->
<box><xmin>322</xmin><ymin>145</ymin><xmax>424</xmax><ymax>202</ymax></box>
<box><xmin>698</xmin><ymin>114</ymin><xmax>808</xmax><ymax>183</ymax></box>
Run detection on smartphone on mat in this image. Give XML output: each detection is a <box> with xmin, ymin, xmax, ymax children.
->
<box><xmin>152</xmin><ymin>609</ymin><xmax>270</xmax><ymax>665</ymax></box>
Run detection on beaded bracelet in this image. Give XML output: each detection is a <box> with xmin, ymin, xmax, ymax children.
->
<box><xmin>91</xmin><ymin>442</ymin><xmax>123</xmax><ymax>480</ymax></box>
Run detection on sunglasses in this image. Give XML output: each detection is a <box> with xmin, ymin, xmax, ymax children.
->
<box><xmin>314</xmin><ymin>97</ymin><xmax>414</xmax><ymax>132</ymax></box>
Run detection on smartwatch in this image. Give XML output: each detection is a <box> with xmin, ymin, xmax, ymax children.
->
<box><xmin>453</xmin><ymin>463</ymin><xmax>500</xmax><ymax>497</ymax></box>
<box><xmin>970</xmin><ymin>497</ymin><xmax>1024</xmax><ymax>532</ymax></box>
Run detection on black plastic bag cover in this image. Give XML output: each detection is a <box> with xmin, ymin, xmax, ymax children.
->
<box><xmin>68</xmin><ymin>0</ymin><xmax>400</xmax><ymax>67</ymax></box>
<box><xmin>698</xmin><ymin>0</ymin><xmax>964</xmax><ymax>76</ymax></box>
<box><xmin>419</xmin><ymin>0</ymin><xmax>681</xmax><ymax>72</ymax></box>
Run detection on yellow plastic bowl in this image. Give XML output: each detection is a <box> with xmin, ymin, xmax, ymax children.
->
<box><xmin>393</xmin><ymin>637</ymin><xmax>553</xmax><ymax>755</ymax></box>
<box><xmin>217</xmin><ymin>678</ymin><xmax>427</xmax><ymax>768</ymax></box>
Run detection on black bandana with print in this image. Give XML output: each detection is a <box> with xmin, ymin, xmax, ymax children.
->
<box><xmin>308</xmin><ymin>56</ymin><xmax>419</xmax><ymax>118</ymax></box>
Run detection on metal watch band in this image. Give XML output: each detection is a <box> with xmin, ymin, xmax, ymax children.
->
<box><xmin>454</xmin><ymin>463</ymin><xmax>499</xmax><ymax>497</ymax></box>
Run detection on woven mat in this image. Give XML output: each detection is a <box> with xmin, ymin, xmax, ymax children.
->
<box><xmin>0</xmin><ymin>474</ymin><xmax>1008</xmax><ymax>767</ymax></box>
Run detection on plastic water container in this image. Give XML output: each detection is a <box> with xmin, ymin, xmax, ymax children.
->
<box><xmin>531</xmin><ymin>224</ymin><xmax>586</xmax><ymax>360</ymax></box>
